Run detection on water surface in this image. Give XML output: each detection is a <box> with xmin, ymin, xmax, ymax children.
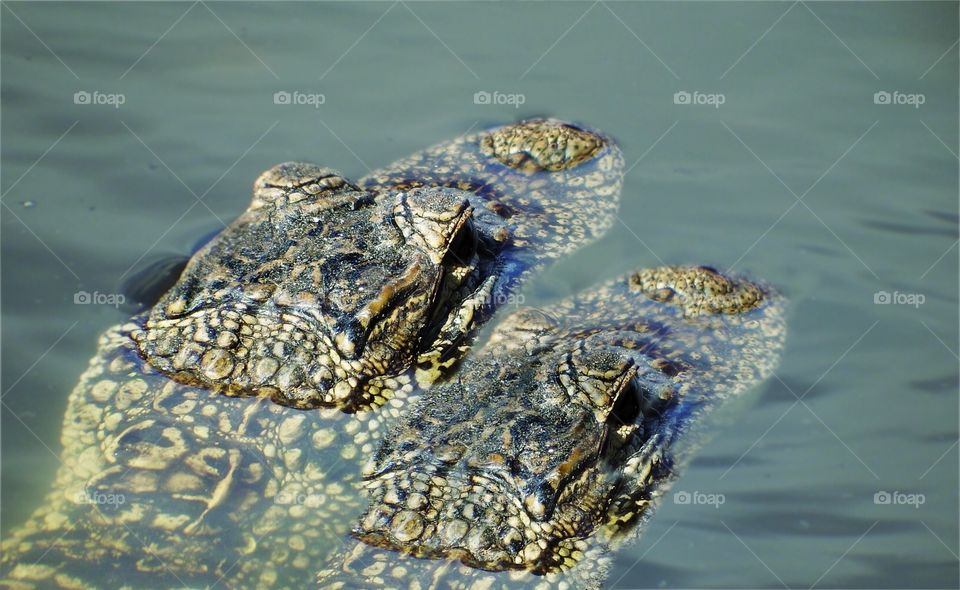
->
<box><xmin>2</xmin><ymin>2</ymin><xmax>957</xmax><ymax>588</ymax></box>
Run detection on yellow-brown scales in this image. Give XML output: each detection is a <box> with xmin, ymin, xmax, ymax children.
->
<box><xmin>1</xmin><ymin>120</ymin><xmax>625</xmax><ymax>590</ymax></box>
<box><xmin>318</xmin><ymin>266</ymin><xmax>786</xmax><ymax>590</ymax></box>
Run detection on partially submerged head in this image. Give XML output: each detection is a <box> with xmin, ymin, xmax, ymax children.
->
<box><xmin>134</xmin><ymin>163</ymin><xmax>507</xmax><ymax>410</ymax></box>
<box><xmin>353</xmin><ymin>330</ymin><xmax>677</xmax><ymax>572</ymax></box>
<box><xmin>133</xmin><ymin>119</ymin><xmax>626</xmax><ymax>412</ymax></box>
<box><xmin>351</xmin><ymin>266</ymin><xmax>786</xmax><ymax>573</ymax></box>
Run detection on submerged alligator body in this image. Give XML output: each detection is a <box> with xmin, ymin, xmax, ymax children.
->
<box><xmin>0</xmin><ymin>120</ymin><xmax>626</xmax><ymax>589</ymax></box>
<box><xmin>317</xmin><ymin>266</ymin><xmax>786</xmax><ymax>589</ymax></box>
<box><xmin>1</xmin><ymin>119</ymin><xmax>787</xmax><ymax>590</ymax></box>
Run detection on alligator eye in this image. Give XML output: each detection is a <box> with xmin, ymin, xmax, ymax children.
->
<box><xmin>607</xmin><ymin>379</ymin><xmax>641</xmax><ymax>427</ymax></box>
<box><xmin>443</xmin><ymin>219</ymin><xmax>477</xmax><ymax>267</ymax></box>
<box><xmin>349</xmin><ymin>259</ymin><xmax>424</xmax><ymax>348</ymax></box>
<box><xmin>392</xmin><ymin>188</ymin><xmax>473</xmax><ymax>265</ymax></box>
<box><xmin>559</xmin><ymin>345</ymin><xmax>638</xmax><ymax>423</ymax></box>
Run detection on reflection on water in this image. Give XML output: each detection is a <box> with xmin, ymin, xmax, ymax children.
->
<box><xmin>2</xmin><ymin>2</ymin><xmax>957</xmax><ymax>588</ymax></box>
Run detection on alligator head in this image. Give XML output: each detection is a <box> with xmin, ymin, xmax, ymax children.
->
<box><xmin>133</xmin><ymin>119</ymin><xmax>625</xmax><ymax>412</ymax></box>
<box><xmin>352</xmin><ymin>329</ymin><xmax>681</xmax><ymax>573</ymax></box>
<box><xmin>133</xmin><ymin>166</ymin><xmax>507</xmax><ymax>411</ymax></box>
<box><xmin>341</xmin><ymin>266</ymin><xmax>786</xmax><ymax>578</ymax></box>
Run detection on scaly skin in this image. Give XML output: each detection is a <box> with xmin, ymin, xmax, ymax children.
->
<box><xmin>360</xmin><ymin>119</ymin><xmax>623</xmax><ymax>263</ymax></box>
<box><xmin>135</xmin><ymin>119</ymin><xmax>624</xmax><ymax>412</ymax></box>
<box><xmin>317</xmin><ymin>266</ymin><xmax>787</xmax><ymax>589</ymax></box>
<box><xmin>0</xmin><ymin>120</ymin><xmax>623</xmax><ymax>589</ymax></box>
<box><xmin>1</xmin><ymin>322</ymin><xmax>378</xmax><ymax>589</ymax></box>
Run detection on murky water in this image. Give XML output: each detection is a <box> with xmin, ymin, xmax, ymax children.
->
<box><xmin>2</xmin><ymin>2</ymin><xmax>957</xmax><ymax>588</ymax></box>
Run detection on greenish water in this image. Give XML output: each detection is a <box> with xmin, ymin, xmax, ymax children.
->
<box><xmin>2</xmin><ymin>2</ymin><xmax>957</xmax><ymax>588</ymax></box>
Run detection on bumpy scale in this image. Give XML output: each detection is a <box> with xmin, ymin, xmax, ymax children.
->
<box><xmin>0</xmin><ymin>120</ymin><xmax>623</xmax><ymax>589</ymax></box>
<box><xmin>135</xmin><ymin>119</ymin><xmax>624</xmax><ymax>411</ymax></box>
<box><xmin>317</xmin><ymin>266</ymin><xmax>787</xmax><ymax>589</ymax></box>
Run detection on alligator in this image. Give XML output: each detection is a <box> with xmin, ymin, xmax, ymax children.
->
<box><xmin>134</xmin><ymin>119</ymin><xmax>624</xmax><ymax>411</ymax></box>
<box><xmin>316</xmin><ymin>266</ymin><xmax>787</xmax><ymax>589</ymax></box>
<box><xmin>0</xmin><ymin>120</ymin><xmax>625</xmax><ymax>589</ymax></box>
<box><xmin>0</xmin><ymin>266</ymin><xmax>785</xmax><ymax>589</ymax></box>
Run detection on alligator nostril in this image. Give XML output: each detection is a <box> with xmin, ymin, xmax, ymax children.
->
<box><xmin>481</xmin><ymin>119</ymin><xmax>605</xmax><ymax>172</ymax></box>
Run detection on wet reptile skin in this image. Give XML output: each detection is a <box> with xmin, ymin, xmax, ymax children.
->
<box><xmin>134</xmin><ymin>119</ymin><xmax>624</xmax><ymax>412</ymax></box>
<box><xmin>2</xmin><ymin>324</ymin><xmax>366</xmax><ymax>589</ymax></box>
<box><xmin>359</xmin><ymin>119</ymin><xmax>621</xmax><ymax>262</ymax></box>
<box><xmin>0</xmin><ymin>120</ymin><xmax>624</xmax><ymax>589</ymax></box>
<box><xmin>0</xmin><ymin>267</ymin><xmax>785</xmax><ymax>590</ymax></box>
<box><xmin>316</xmin><ymin>266</ymin><xmax>786</xmax><ymax>590</ymax></box>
